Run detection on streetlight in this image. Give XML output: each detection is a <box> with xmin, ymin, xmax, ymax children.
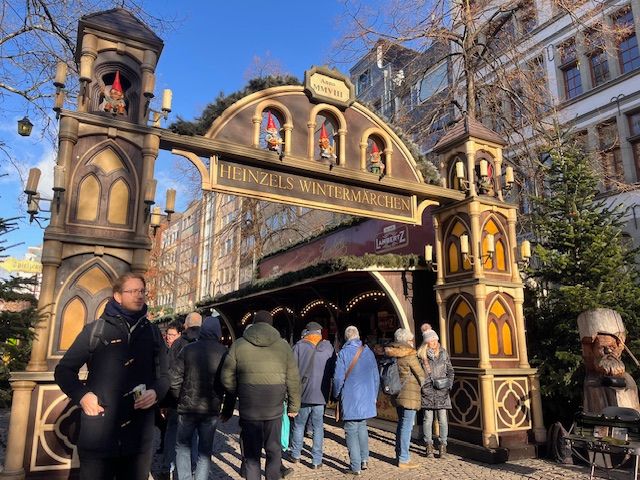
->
<box><xmin>17</xmin><ymin>116</ymin><xmax>33</xmax><ymax>137</ymax></box>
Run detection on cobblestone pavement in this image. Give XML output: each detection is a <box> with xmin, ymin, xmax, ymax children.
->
<box><xmin>0</xmin><ymin>408</ymin><xmax>626</xmax><ymax>479</ymax></box>
<box><xmin>150</xmin><ymin>413</ymin><xmax>623</xmax><ymax>479</ymax></box>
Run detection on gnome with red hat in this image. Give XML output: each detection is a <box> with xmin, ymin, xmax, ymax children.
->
<box><xmin>318</xmin><ymin>122</ymin><xmax>336</xmax><ymax>160</ymax></box>
<box><xmin>264</xmin><ymin>111</ymin><xmax>283</xmax><ymax>154</ymax></box>
<box><xmin>99</xmin><ymin>70</ymin><xmax>127</xmax><ymax>115</ymax></box>
<box><xmin>368</xmin><ymin>141</ymin><xmax>385</xmax><ymax>174</ymax></box>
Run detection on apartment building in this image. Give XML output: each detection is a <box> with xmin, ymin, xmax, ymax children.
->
<box><xmin>349</xmin><ymin>0</ymin><xmax>640</xmax><ymax>243</ymax></box>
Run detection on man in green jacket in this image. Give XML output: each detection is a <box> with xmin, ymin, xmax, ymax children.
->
<box><xmin>221</xmin><ymin>310</ymin><xmax>300</xmax><ymax>480</ymax></box>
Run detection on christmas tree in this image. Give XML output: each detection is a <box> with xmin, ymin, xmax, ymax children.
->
<box><xmin>525</xmin><ymin>129</ymin><xmax>640</xmax><ymax>425</ymax></box>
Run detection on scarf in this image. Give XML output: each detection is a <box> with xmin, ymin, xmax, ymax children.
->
<box><xmin>104</xmin><ymin>297</ymin><xmax>147</xmax><ymax>328</ymax></box>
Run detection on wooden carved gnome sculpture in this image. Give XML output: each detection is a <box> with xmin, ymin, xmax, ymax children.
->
<box><xmin>318</xmin><ymin>122</ymin><xmax>336</xmax><ymax>160</ymax></box>
<box><xmin>265</xmin><ymin>111</ymin><xmax>283</xmax><ymax>154</ymax></box>
<box><xmin>100</xmin><ymin>70</ymin><xmax>127</xmax><ymax>115</ymax></box>
<box><xmin>578</xmin><ymin>308</ymin><xmax>640</xmax><ymax>414</ymax></box>
<box><xmin>368</xmin><ymin>142</ymin><xmax>385</xmax><ymax>175</ymax></box>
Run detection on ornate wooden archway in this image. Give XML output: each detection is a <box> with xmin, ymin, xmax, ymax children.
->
<box><xmin>0</xmin><ymin>8</ymin><xmax>543</xmax><ymax>479</ymax></box>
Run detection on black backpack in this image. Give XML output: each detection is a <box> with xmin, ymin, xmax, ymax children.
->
<box><xmin>379</xmin><ymin>357</ymin><xmax>405</xmax><ymax>396</ymax></box>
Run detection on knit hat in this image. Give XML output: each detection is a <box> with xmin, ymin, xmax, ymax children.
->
<box><xmin>305</xmin><ymin>321</ymin><xmax>322</xmax><ymax>333</ymax></box>
<box><xmin>423</xmin><ymin>329</ymin><xmax>439</xmax><ymax>342</ymax></box>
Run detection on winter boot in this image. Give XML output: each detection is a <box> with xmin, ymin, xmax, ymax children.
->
<box><xmin>439</xmin><ymin>444</ymin><xmax>447</xmax><ymax>458</ymax></box>
<box><xmin>426</xmin><ymin>444</ymin><xmax>434</xmax><ymax>458</ymax></box>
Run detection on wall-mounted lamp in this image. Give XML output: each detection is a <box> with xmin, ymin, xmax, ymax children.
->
<box><xmin>477</xmin><ymin>159</ymin><xmax>492</xmax><ymax>194</ymax></box>
<box><xmin>149</xmin><ymin>188</ymin><xmax>177</xmax><ymax>236</ymax></box>
<box><xmin>53</xmin><ymin>62</ymin><xmax>67</xmax><ymax>117</ymax></box>
<box><xmin>18</xmin><ymin>116</ymin><xmax>34</xmax><ymax>137</ymax></box>
<box><xmin>518</xmin><ymin>239</ymin><xmax>531</xmax><ymax>268</ymax></box>
<box><xmin>455</xmin><ymin>158</ymin><xmax>470</xmax><ymax>192</ymax></box>
<box><xmin>424</xmin><ymin>244</ymin><xmax>438</xmax><ymax>272</ymax></box>
<box><xmin>460</xmin><ymin>233</ymin><xmax>494</xmax><ymax>266</ymax></box>
<box><xmin>24</xmin><ymin>166</ymin><xmax>65</xmax><ymax>225</ymax></box>
<box><xmin>79</xmin><ymin>54</ymin><xmax>93</xmax><ymax>100</ymax></box>
<box><xmin>148</xmin><ymin>89</ymin><xmax>172</xmax><ymax>127</ymax></box>
<box><xmin>143</xmin><ymin>179</ymin><xmax>157</xmax><ymax>221</ymax></box>
<box><xmin>503</xmin><ymin>165</ymin><xmax>515</xmax><ymax>193</ymax></box>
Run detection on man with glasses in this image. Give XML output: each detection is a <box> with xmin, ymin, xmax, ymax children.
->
<box><xmin>55</xmin><ymin>272</ymin><xmax>168</xmax><ymax>480</ymax></box>
<box><xmin>164</xmin><ymin>322</ymin><xmax>182</xmax><ymax>349</ymax></box>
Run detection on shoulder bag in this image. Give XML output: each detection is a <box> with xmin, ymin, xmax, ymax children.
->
<box><xmin>423</xmin><ymin>354</ymin><xmax>449</xmax><ymax>390</ymax></box>
<box><xmin>335</xmin><ymin>345</ymin><xmax>364</xmax><ymax>422</ymax></box>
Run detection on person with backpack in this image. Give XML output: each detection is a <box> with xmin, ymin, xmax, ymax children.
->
<box><xmin>54</xmin><ymin>273</ymin><xmax>169</xmax><ymax>480</ymax></box>
<box><xmin>285</xmin><ymin>321</ymin><xmax>336</xmax><ymax>469</ymax></box>
<box><xmin>170</xmin><ymin>316</ymin><xmax>234</xmax><ymax>480</ymax></box>
<box><xmin>333</xmin><ymin>326</ymin><xmax>379</xmax><ymax>476</ymax></box>
<box><xmin>384</xmin><ymin>328</ymin><xmax>425</xmax><ymax>469</ymax></box>
<box><xmin>417</xmin><ymin>328</ymin><xmax>454</xmax><ymax>458</ymax></box>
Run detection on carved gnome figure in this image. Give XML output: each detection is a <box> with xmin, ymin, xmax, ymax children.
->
<box><xmin>578</xmin><ymin>308</ymin><xmax>640</xmax><ymax>414</ymax></box>
<box><xmin>318</xmin><ymin>122</ymin><xmax>336</xmax><ymax>160</ymax></box>
<box><xmin>99</xmin><ymin>70</ymin><xmax>127</xmax><ymax>115</ymax></box>
<box><xmin>264</xmin><ymin>111</ymin><xmax>283</xmax><ymax>154</ymax></box>
<box><xmin>368</xmin><ymin>142</ymin><xmax>385</xmax><ymax>174</ymax></box>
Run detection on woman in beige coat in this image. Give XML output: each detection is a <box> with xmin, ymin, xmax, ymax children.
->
<box><xmin>384</xmin><ymin>328</ymin><xmax>426</xmax><ymax>469</ymax></box>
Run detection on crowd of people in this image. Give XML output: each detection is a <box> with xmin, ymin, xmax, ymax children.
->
<box><xmin>54</xmin><ymin>273</ymin><xmax>455</xmax><ymax>480</ymax></box>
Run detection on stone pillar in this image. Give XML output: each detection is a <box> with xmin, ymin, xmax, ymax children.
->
<box><xmin>479</xmin><ymin>374</ymin><xmax>499</xmax><ymax>448</ymax></box>
<box><xmin>474</xmin><ymin>283</ymin><xmax>490</xmax><ymax>369</ymax></box>
<box><xmin>26</xmin><ymin>240</ymin><xmax>62</xmax><ymax>372</ymax></box>
<box><xmin>48</xmin><ymin>117</ymin><xmax>79</xmax><ymax>233</ymax></box>
<box><xmin>135</xmin><ymin>133</ymin><xmax>160</xmax><ymax>241</ymax></box>
<box><xmin>529</xmin><ymin>373</ymin><xmax>547</xmax><ymax>442</ymax></box>
<box><xmin>514</xmin><ymin>290</ymin><xmax>531</xmax><ymax>369</ymax></box>
<box><xmin>0</xmin><ymin>381</ymin><xmax>36</xmax><ymax>479</ymax></box>
<box><xmin>464</xmin><ymin>140</ymin><xmax>477</xmax><ymax>197</ymax></box>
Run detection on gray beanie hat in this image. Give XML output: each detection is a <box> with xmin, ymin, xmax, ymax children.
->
<box><xmin>423</xmin><ymin>329</ymin><xmax>439</xmax><ymax>342</ymax></box>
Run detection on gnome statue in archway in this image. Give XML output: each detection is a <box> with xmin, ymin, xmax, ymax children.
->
<box><xmin>318</xmin><ymin>122</ymin><xmax>336</xmax><ymax>161</ymax></box>
<box><xmin>578</xmin><ymin>308</ymin><xmax>640</xmax><ymax>414</ymax></box>
<box><xmin>99</xmin><ymin>70</ymin><xmax>127</xmax><ymax>115</ymax></box>
<box><xmin>264</xmin><ymin>111</ymin><xmax>283</xmax><ymax>154</ymax></box>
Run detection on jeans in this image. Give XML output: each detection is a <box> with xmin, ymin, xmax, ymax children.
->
<box><xmin>176</xmin><ymin>413</ymin><xmax>218</xmax><ymax>480</ymax></box>
<box><xmin>162</xmin><ymin>409</ymin><xmax>199</xmax><ymax>474</ymax></box>
<box><xmin>79</xmin><ymin>451</ymin><xmax>152</xmax><ymax>480</ymax></box>
<box><xmin>343</xmin><ymin>420</ymin><xmax>369</xmax><ymax>472</ymax></box>
<box><xmin>240</xmin><ymin>417</ymin><xmax>282</xmax><ymax>480</ymax></box>
<box><xmin>423</xmin><ymin>409</ymin><xmax>449</xmax><ymax>446</ymax></box>
<box><xmin>395</xmin><ymin>407</ymin><xmax>417</xmax><ymax>463</ymax></box>
<box><xmin>290</xmin><ymin>404</ymin><xmax>325</xmax><ymax>465</ymax></box>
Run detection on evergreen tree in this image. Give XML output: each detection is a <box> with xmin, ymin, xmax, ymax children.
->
<box><xmin>0</xmin><ymin>218</ymin><xmax>40</xmax><ymax>406</ymax></box>
<box><xmin>525</xmin><ymin>130</ymin><xmax>640</xmax><ymax>426</ymax></box>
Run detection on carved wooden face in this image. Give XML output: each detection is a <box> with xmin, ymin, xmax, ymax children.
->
<box><xmin>582</xmin><ymin>333</ymin><xmax>626</xmax><ymax>376</ymax></box>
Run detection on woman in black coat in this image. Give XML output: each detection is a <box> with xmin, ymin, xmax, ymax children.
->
<box><xmin>417</xmin><ymin>328</ymin><xmax>454</xmax><ymax>459</ymax></box>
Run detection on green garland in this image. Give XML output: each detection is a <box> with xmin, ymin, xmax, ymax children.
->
<box><xmin>196</xmin><ymin>253</ymin><xmax>423</xmax><ymax>308</ymax></box>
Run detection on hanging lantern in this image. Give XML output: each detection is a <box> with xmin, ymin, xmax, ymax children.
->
<box><xmin>18</xmin><ymin>116</ymin><xmax>33</xmax><ymax>137</ymax></box>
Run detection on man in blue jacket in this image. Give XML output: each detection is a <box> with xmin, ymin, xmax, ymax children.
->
<box><xmin>286</xmin><ymin>321</ymin><xmax>335</xmax><ymax>469</ymax></box>
<box><xmin>333</xmin><ymin>325</ymin><xmax>379</xmax><ymax>476</ymax></box>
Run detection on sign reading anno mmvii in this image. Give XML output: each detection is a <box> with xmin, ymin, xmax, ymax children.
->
<box><xmin>214</xmin><ymin>159</ymin><xmax>417</xmax><ymax>223</ymax></box>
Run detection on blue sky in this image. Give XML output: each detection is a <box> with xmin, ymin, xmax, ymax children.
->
<box><xmin>0</xmin><ymin>0</ymin><xmax>358</xmax><ymax>259</ymax></box>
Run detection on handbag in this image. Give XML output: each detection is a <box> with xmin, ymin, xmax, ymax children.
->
<box><xmin>423</xmin><ymin>355</ymin><xmax>449</xmax><ymax>390</ymax></box>
<box><xmin>432</xmin><ymin>377</ymin><xmax>449</xmax><ymax>390</ymax></box>
<box><xmin>334</xmin><ymin>346</ymin><xmax>365</xmax><ymax>422</ymax></box>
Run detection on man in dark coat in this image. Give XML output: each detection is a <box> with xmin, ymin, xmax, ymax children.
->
<box><xmin>161</xmin><ymin>312</ymin><xmax>201</xmax><ymax>478</ymax></box>
<box><xmin>55</xmin><ymin>273</ymin><xmax>169</xmax><ymax>480</ymax></box>
<box><xmin>170</xmin><ymin>316</ymin><xmax>234</xmax><ymax>480</ymax></box>
<box><xmin>170</xmin><ymin>311</ymin><xmax>202</xmax><ymax>361</ymax></box>
<box><xmin>221</xmin><ymin>310</ymin><xmax>301</xmax><ymax>480</ymax></box>
<box><xmin>285</xmin><ymin>321</ymin><xmax>335</xmax><ymax>469</ymax></box>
